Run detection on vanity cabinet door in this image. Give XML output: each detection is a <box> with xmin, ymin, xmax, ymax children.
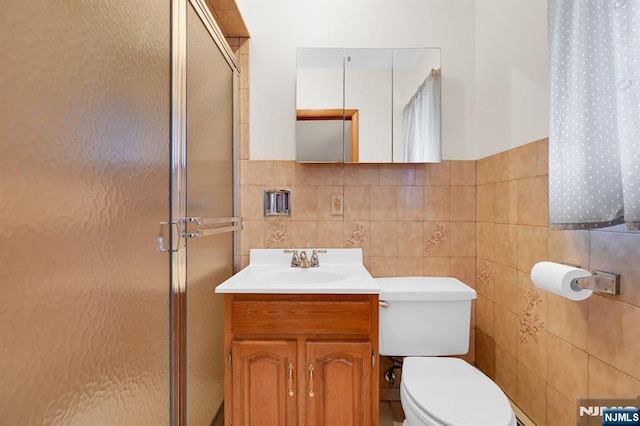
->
<box><xmin>231</xmin><ymin>340</ymin><xmax>297</xmax><ymax>426</ymax></box>
<box><xmin>305</xmin><ymin>341</ymin><xmax>373</xmax><ymax>426</ymax></box>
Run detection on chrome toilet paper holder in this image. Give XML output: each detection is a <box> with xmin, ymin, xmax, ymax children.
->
<box><xmin>571</xmin><ymin>270</ymin><xmax>620</xmax><ymax>295</ymax></box>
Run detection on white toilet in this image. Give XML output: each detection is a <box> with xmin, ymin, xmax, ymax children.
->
<box><xmin>377</xmin><ymin>277</ymin><xmax>516</xmax><ymax>426</ymax></box>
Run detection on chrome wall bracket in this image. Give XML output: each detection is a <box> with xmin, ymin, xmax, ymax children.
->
<box><xmin>264</xmin><ymin>189</ymin><xmax>291</xmax><ymax>216</ymax></box>
<box><xmin>572</xmin><ymin>270</ymin><xmax>620</xmax><ymax>295</ymax></box>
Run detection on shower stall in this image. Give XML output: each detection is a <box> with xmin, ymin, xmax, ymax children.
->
<box><xmin>0</xmin><ymin>0</ymin><xmax>238</xmax><ymax>424</ymax></box>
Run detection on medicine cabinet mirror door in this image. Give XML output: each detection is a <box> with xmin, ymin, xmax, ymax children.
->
<box><xmin>295</xmin><ymin>48</ymin><xmax>346</xmax><ymax>162</ymax></box>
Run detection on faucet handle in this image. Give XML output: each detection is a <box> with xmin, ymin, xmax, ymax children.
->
<box><xmin>284</xmin><ymin>249</ymin><xmax>300</xmax><ymax>267</ymax></box>
<box><xmin>310</xmin><ymin>249</ymin><xmax>327</xmax><ymax>267</ymax></box>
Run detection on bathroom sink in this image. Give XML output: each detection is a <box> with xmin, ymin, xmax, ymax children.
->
<box><xmin>252</xmin><ymin>267</ymin><xmax>349</xmax><ymax>285</ymax></box>
<box><xmin>215</xmin><ymin>248</ymin><xmax>379</xmax><ymax>294</ymax></box>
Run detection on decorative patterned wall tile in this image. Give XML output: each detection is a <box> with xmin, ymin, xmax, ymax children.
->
<box><xmin>265</xmin><ymin>221</ymin><xmax>288</xmax><ymax>248</ymax></box>
<box><xmin>519</xmin><ymin>289</ymin><xmax>545</xmax><ymax>344</ymax></box>
<box><xmin>345</xmin><ymin>222</ymin><xmax>368</xmax><ymax>248</ymax></box>
<box><xmin>476</xmin><ymin>260</ymin><xmax>494</xmax><ymax>299</ymax></box>
<box><xmin>424</xmin><ymin>223</ymin><xmax>449</xmax><ymax>256</ymax></box>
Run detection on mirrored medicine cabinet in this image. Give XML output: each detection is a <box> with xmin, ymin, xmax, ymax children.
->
<box><xmin>296</xmin><ymin>47</ymin><xmax>442</xmax><ymax>163</ymax></box>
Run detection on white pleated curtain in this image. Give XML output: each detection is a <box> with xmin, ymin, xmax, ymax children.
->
<box><xmin>548</xmin><ymin>0</ymin><xmax>639</xmax><ymax>230</ymax></box>
<box><xmin>403</xmin><ymin>68</ymin><xmax>442</xmax><ymax>163</ymax></box>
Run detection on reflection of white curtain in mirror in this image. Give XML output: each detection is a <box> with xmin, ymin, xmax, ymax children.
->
<box><xmin>548</xmin><ymin>0</ymin><xmax>639</xmax><ymax>230</ymax></box>
<box><xmin>402</xmin><ymin>68</ymin><xmax>442</xmax><ymax>163</ymax></box>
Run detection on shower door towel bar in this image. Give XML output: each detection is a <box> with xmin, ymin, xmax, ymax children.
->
<box><xmin>183</xmin><ymin>216</ymin><xmax>243</xmax><ymax>238</ymax></box>
<box><xmin>157</xmin><ymin>217</ymin><xmax>242</xmax><ymax>252</ymax></box>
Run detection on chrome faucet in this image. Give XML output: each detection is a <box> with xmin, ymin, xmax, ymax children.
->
<box><xmin>299</xmin><ymin>250</ymin><xmax>310</xmax><ymax>268</ymax></box>
<box><xmin>284</xmin><ymin>249</ymin><xmax>327</xmax><ymax>268</ymax></box>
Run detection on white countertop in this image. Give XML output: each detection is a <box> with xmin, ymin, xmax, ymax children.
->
<box><xmin>215</xmin><ymin>248</ymin><xmax>379</xmax><ymax>294</ymax></box>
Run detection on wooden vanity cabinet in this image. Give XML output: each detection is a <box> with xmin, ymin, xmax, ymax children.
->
<box><xmin>224</xmin><ymin>293</ymin><xmax>379</xmax><ymax>426</ymax></box>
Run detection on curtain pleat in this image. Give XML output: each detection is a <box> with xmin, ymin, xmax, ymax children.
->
<box><xmin>548</xmin><ymin>0</ymin><xmax>639</xmax><ymax>230</ymax></box>
<box><xmin>402</xmin><ymin>69</ymin><xmax>441</xmax><ymax>163</ymax></box>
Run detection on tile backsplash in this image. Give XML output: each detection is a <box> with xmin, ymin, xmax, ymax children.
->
<box><xmin>239</xmin><ymin>160</ymin><xmax>477</xmax><ymax>292</ymax></box>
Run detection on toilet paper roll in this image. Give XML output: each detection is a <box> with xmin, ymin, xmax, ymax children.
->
<box><xmin>530</xmin><ymin>261</ymin><xmax>593</xmax><ymax>301</ymax></box>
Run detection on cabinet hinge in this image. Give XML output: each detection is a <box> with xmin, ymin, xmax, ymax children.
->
<box><xmin>372</xmin><ymin>351</ymin><xmax>376</xmax><ymax>367</ymax></box>
<box><xmin>228</xmin><ymin>350</ymin><xmax>232</xmax><ymax>365</ymax></box>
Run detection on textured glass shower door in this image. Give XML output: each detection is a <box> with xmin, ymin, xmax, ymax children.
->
<box><xmin>1</xmin><ymin>1</ymin><xmax>172</xmax><ymax>424</ymax></box>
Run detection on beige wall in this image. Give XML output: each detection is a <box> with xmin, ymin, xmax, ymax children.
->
<box><xmin>474</xmin><ymin>139</ymin><xmax>640</xmax><ymax>425</ymax></box>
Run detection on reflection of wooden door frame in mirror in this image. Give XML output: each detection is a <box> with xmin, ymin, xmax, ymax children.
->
<box><xmin>296</xmin><ymin>109</ymin><xmax>359</xmax><ymax>162</ymax></box>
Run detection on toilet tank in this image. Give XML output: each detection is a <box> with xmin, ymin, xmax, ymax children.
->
<box><xmin>377</xmin><ymin>277</ymin><xmax>477</xmax><ymax>356</ymax></box>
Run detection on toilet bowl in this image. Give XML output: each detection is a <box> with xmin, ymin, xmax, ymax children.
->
<box><xmin>376</xmin><ymin>277</ymin><xmax>516</xmax><ymax>426</ymax></box>
<box><xmin>400</xmin><ymin>357</ymin><xmax>515</xmax><ymax>426</ymax></box>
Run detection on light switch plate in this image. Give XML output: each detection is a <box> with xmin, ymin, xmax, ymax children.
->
<box><xmin>331</xmin><ymin>194</ymin><xmax>344</xmax><ymax>216</ymax></box>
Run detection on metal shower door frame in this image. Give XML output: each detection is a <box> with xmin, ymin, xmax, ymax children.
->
<box><xmin>170</xmin><ymin>0</ymin><xmax>240</xmax><ymax>423</ymax></box>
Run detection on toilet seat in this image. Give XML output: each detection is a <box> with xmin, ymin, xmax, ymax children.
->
<box><xmin>401</xmin><ymin>357</ymin><xmax>516</xmax><ymax>426</ymax></box>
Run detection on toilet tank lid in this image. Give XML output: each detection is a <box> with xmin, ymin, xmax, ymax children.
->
<box><xmin>375</xmin><ymin>277</ymin><xmax>477</xmax><ymax>301</ymax></box>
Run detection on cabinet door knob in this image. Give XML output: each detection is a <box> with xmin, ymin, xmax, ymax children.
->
<box><xmin>308</xmin><ymin>364</ymin><xmax>315</xmax><ymax>397</ymax></box>
<box><xmin>287</xmin><ymin>363</ymin><xmax>294</xmax><ymax>397</ymax></box>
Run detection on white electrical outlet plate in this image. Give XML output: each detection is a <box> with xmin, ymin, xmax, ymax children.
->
<box><xmin>331</xmin><ymin>194</ymin><xmax>344</xmax><ymax>216</ymax></box>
